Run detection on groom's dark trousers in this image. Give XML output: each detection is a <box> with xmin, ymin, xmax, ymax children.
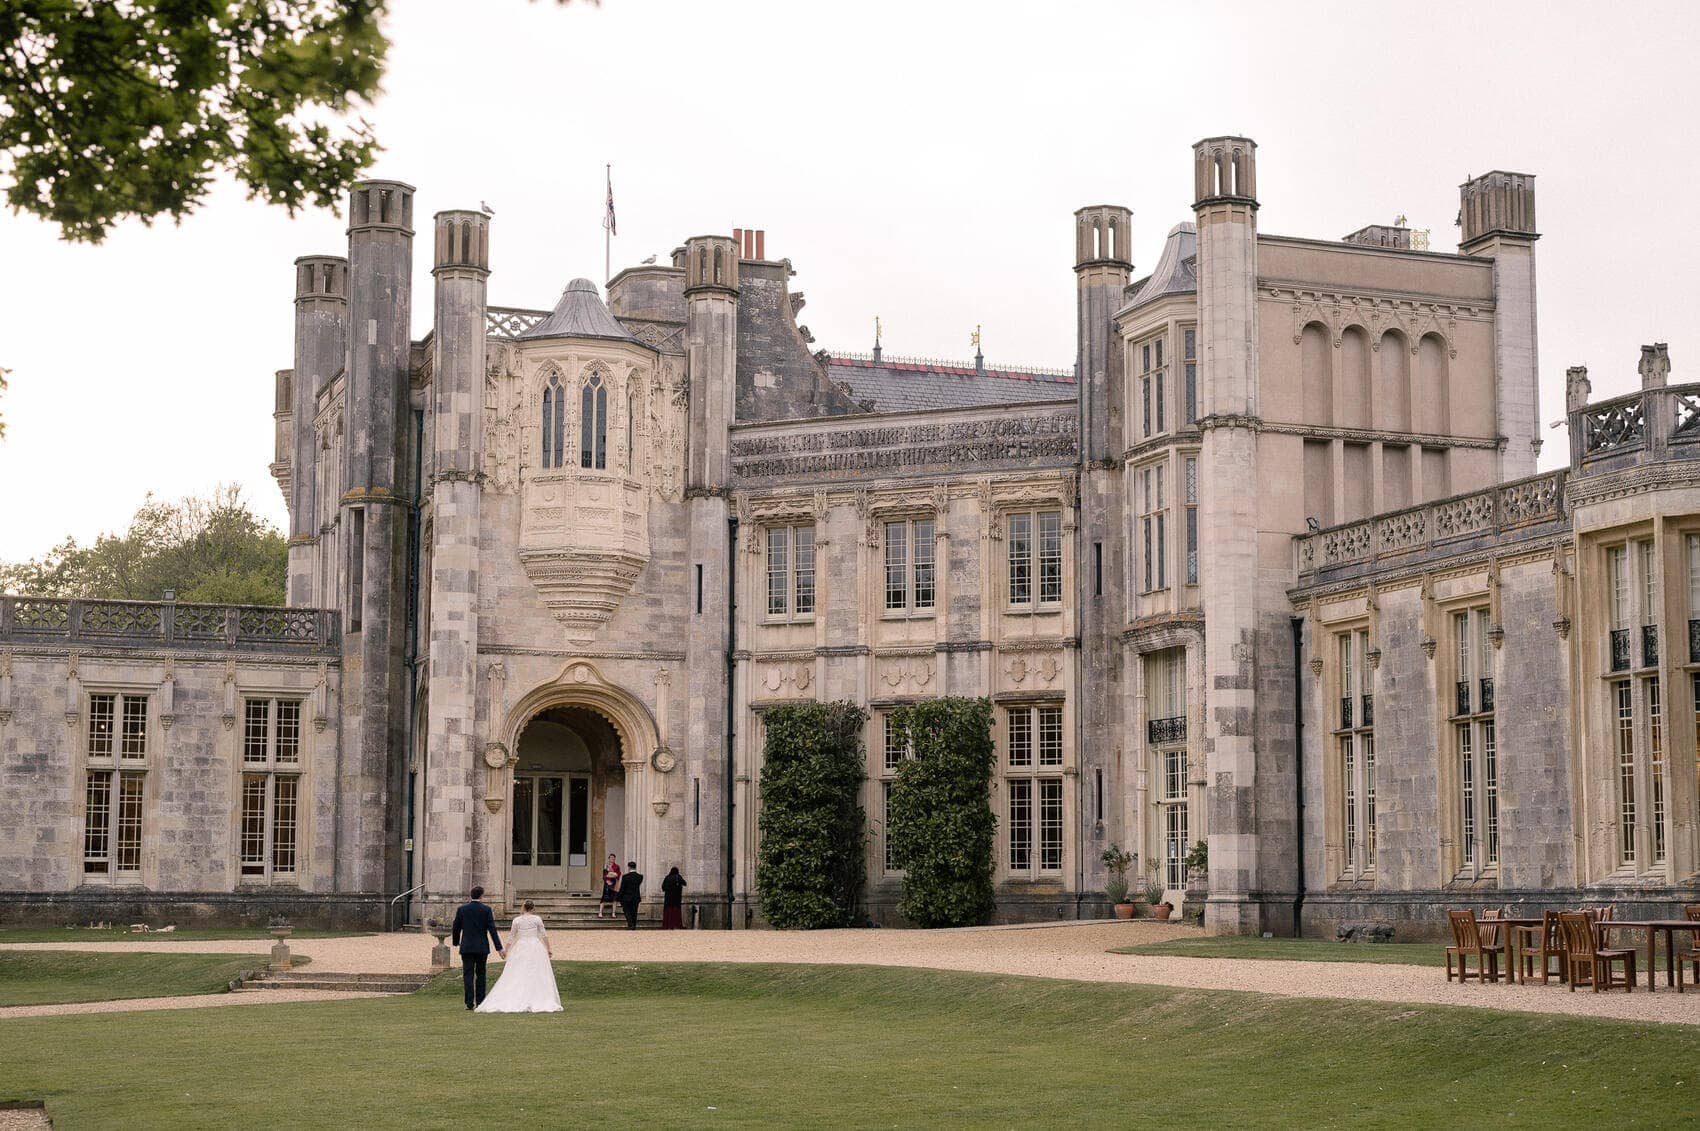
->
<box><xmin>451</xmin><ymin>899</ymin><xmax>504</xmax><ymax>1009</ymax></box>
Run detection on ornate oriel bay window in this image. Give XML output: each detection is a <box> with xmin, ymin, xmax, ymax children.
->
<box><xmin>82</xmin><ymin>691</ymin><xmax>149</xmax><ymax>880</ymax></box>
<box><xmin>239</xmin><ymin>697</ymin><xmax>304</xmax><ymax>882</ymax></box>
<box><xmin>1138</xmin><ymin>462</ymin><xmax>1167</xmax><ymax>594</ymax></box>
<box><xmin>765</xmin><ymin>524</ymin><xmax>816</xmax><ymax>621</ymax></box>
<box><xmin>1332</xmin><ymin>628</ymin><xmax>1375</xmax><ymax>881</ymax></box>
<box><xmin>1600</xmin><ymin>537</ymin><xmax>1669</xmax><ymax>874</ymax></box>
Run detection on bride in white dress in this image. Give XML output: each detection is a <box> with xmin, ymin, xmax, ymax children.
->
<box><xmin>475</xmin><ymin>902</ymin><xmax>563</xmax><ymax>1013</ymax></box>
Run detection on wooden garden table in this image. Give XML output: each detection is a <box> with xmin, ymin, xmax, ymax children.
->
<box><xmin>1597</xmin><ymin>919</ymin><xmax>1700</xmax><ymax>992</ymax></box>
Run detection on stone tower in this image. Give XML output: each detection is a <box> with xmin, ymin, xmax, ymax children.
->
<box><xmin>424</xmin><ymin>209</ymin><xmax>490</xmax><ymax>911</ymax></box>
<box><xmin>290</xmin><ymin>254</ymin><xmax>347</xmax><ymax>607</ymax></box>
<box><xmin>341</xmin><ymin>179</ymin><xmax>415</xmax><ymax>895</ymax></box>
<box><xmin>1458</xmin><ymin>171</ymin><xmax>1540</xmax><ymax>480</ymax></box>
<box><xmin>1192</xmin><ymin>136</ymin><xmax>1276</xmax><ymax>935</ymax></box>
<box><xmin>1073</xmin><ymin>203</ymin><xmax>1132</xmax><ymax>897</ymax></box>
<box><xmin>682</xmin><ymin>233</ymin><xmax>739</xmax><ymax>914</ymax></box>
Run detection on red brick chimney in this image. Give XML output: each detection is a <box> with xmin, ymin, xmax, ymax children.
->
<box><xmin>731</xmin><ymin>228</ymin><xmax>766</xmax><ymax>260</ymax></box>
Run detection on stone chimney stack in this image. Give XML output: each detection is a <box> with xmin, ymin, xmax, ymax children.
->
<box><xmin>1639</xmin><ymin>343</ymin><xmax>1670</xmax><ymax>390</ymax></box>
<box><xmin>289</xmin><ymin>254</ymin><xmax>347</xmax><ymax>607</ymax></box>
<box><xmin>341</xmin><ymin>177</ymin><xmax>415</xmax><ymax>896</ymax></box>
<box><xmin>1458</xmin><ymin>170</ymin><xmax>1540</xmax><ymax>480</ymax></box>
<box><xmin>1074</xmin><ymin>204</ymin><xmax>1132</xmax><ymax>462</ymax></box>
<box><xmin>683</xmin><ymin>234</ymin><xmax>740</xmax><ymax>489</ymax></box>
<box><xmin>423</xmin><ymin>208</ymin><xmax>490</xmax><ymax>910</ymax></box>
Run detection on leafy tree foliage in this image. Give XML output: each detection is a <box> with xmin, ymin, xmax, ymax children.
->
<box><xmin>1</xmin><ymin>1</ymin><xmax>388</xmax><ymax>242</ymax></box>
<box><xmin>755</xmin><ymin>701</ymin><xmax>868</xmax><ymax>929</ymax></box>
<box><xmin>887</xmin><ymin>697</ymin><xmax>997</xmax><ymax>928</ymax></box>
<box><xmin>0</xmin><ymin>485</ymin><xmax>287</xmax><ymax>605</ymax></box>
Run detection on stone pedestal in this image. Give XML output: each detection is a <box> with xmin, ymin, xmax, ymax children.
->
<box><xmin>268</xmin><ymin>926</ymin><xmax>294</xmax><ymax>970</ymax></box>
<box><xmin>429</xmin><ymin>926</ymin><xmax>452</xmax><ymax>972</ymax></box>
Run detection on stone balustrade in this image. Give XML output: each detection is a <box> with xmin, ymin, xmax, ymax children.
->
<box><xmin>0</xmin><ymin>595</ymin><xmax>340</xmax><ymax>652</ymax></box>
<box><xmin>1571</xmin><ymin>380</ymin><xmax>1700</xmax><ymax>465</ymax></box>
<box><xmin>1296</xmin><ymin>470</ymin><xmax>1567</xmax><ymax>576</ymax></box>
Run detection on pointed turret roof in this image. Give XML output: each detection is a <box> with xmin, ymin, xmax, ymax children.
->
<box><xmin>518</xmin><ymin>277</ymin><xmax>636</xmax><ymax>342</ymax></box>
<box><xmin>1127</xmin><ymin>223</ymin><xmax>1198</xmax><ymax>308</ymax></box>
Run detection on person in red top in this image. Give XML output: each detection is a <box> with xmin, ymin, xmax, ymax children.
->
<box><xmin>598</xmin><ymin>854</ymin><xmax>621</xmax><ymax>919</ymax></box>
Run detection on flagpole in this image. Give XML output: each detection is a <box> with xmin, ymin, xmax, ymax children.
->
<box><xmin>604</xmin><ymin>163</ymin><xmax>611</xmax><ymax>284</ymax></box>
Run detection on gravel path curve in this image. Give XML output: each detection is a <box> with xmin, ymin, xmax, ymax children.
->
<box><xmin>7</xmin><ymin>922</ymin><xmax>1699</xmax><ymax>1026</ymax></box>
<box><xmin>0</xmin><ymin>987</ymin><xmax>386</xmax><ymax>1020</ymax></box>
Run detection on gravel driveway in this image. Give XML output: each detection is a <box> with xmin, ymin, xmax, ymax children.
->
<box><xmin>7</xmin><ymin>921</ymin><xmax>1698</xmax><ymax>1026</ymax></box>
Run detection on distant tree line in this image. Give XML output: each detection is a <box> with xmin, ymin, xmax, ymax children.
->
<box><xmin>0</xmin><ymin>485</ymin><xmax>287</xmax><ymax>606</ymax></box>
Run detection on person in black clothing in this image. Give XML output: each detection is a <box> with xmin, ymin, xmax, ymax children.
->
<box><xmin>661</xmin><ymin>866</ymin><xmax>686</xmax><ymax>929</ymax></box>
<box><xmin>617</xmin><ymin>861</ymin><xmax>644</xmax><ymax>930</ymax></box>
<box><xmin>451</xmin><ymin>884</ymin><xmax>504</xmax><ymax>1009</ymax></box>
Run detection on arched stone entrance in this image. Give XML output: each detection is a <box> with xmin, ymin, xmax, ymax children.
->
<box><xmin>510</xmin><ymin>707</ymin><xmax>625</xmax><ymax>893</ymax></box>
<box><xmin>495</xmin><ymin>661</ymin><xmax>660</xmax><ymax>905</ymax></box>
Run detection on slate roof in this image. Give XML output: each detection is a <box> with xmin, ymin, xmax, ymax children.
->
<box><xmin>518</xmin><ymin>277</ymin><xmax>636</xmax><ymax>342</ymax></box>
<box><xmin>1126</xmin><ymin>222</ymin><xmax>1197</xmax><ymax>308</ymax></box>
<box><xmin>826</xmin><ymin>353</ymin><xmax>1076</xmax><ymax>414</ymax></box>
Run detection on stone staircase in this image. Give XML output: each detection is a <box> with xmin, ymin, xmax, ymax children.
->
<box><xmin>235</xmin><ymin>969</ymin><xmax>436</xmax><ymax>994</ymax></box>
<box><xmin>505</xmin><ymin>892</ymin><xmax>658</xmax><ymax>929</ymax></box>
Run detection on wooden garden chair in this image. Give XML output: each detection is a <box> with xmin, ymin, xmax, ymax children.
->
<box><xmin>1446</xmin><ymin>910</ymin><xmax>1506</xmax><ymax>984</ymax></box>
<box><xmin>1516</xmin><ymin>910</ymin><xmax>1567</xmax><ymax>985</ymax></box>
<box><xmin>1678</xmin><ymin>906</ymin><xmax>1700</xmax><ymax>993</ymax></box>
<box><xmin>1559</xmin><ymin>911</ymin><xmax>1635</xmax><ymax>993</ymax></box>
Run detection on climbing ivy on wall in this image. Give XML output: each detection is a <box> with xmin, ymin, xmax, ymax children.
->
<box><xmin>886</xmin><ymin>697</ymin><xmax>997</xmax><ymax>928</ymax></box>
<box><xmin>754</xmin><ymin>701</ymin><xmax>868</xmax><ymax>929</ymax></box>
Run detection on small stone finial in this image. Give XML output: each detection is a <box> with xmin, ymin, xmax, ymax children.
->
<box><xmin>873</xmin><ymin>315</ymin><xmax>883</xmax><ymax>364</ymax></box>
<box><xmin>1565</xmin><ymin>365</ymin><xmax>1592</xmax><ymax>413</ymax></box>
<box><xmin>1638</xmin><ymin>343</ymin><xmax>1670</xmax><ymax>390</ymax></box>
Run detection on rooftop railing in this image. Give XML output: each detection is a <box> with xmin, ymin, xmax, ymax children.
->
<box><xmin>0</xmin><ymin>596</ymin><xmax>340</xmax><ymax>650</ymax></box>
<box><xmin>828</xmin><ymin>349</ymin><xmax>1075</xmax><ymax>379</ymax></box>
<box><xmin>485</xmin><ymin>307</ymin><xmax>549</xmax><ymax>340</ymax></box>
<box><xmin>1572</xmin><ymin>381</ymin><xmax>1700</xmax><ymax>464</ymax></box>
<box><xmin>1296</xmin><ymin>470</ymin><xmax>1567</xmax><ymax>575</ymax></box>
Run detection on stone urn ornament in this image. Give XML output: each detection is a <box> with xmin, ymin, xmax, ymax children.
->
<box><xmin>267</xmin><ymin>918</ymin><xmax>294</xmax><ymax>970</ymax></box>
<box><xmin>427</xmin><ymin>919</ymin><xmax>453</xmax><ymax>972</ymax></box>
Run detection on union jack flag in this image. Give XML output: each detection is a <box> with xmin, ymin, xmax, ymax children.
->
<box><xmin>603</xmin><ymin>171</ymin><xmax>616</xmax><ymax>236</ymax></box>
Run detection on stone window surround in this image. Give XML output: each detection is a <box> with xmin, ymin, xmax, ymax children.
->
<box><xmin>1442</xmin><ymin>602</ymin><xmax>1499</xmax><ymax>885</ymax></box>
<box><xmin>1135</xmin><ymin>456</ymin><xmax>1169</xmax><ymax>595</ymax></box>
<box><xmin>761</xmin><ymin>522</ymin><xmax>817</xmax><ymax>625</ymax></box>
<box><xmin>527</xmin><ymin>356</ymin><xmax>647</xmax><ymax>480</ymax></box>
<box><xmin>1586</xmin><ymin>530</ymin><xmax>1675</xmax><ymax>882</ymax></box>
<box><xmin>1003</xmin><ymin>507</ymin><xmax>1066</xmax><ymax>613</ymax></box>
<box><xmin>1323</xmin><ymin>622</ymin><xmax>1377</xmax><ymax>886</ymax></box>
<box><xmin>236</xmin><ymin>694</ymin><xmax>308</xmax><ymax>886</ymax></box>
<box><xmin>878</xmin><ymin>515</ymin><xmax>938</xmax><ymax>620</ymax></box>
<box><xmin>997</xmin><ymin>694</ymin><xmax>1070</xmax><ymax>880</ymax></box>
<box><xmin>79</xmin><ymin>683</ymin><xmax>155</xmax><ymax>887</ymax></box>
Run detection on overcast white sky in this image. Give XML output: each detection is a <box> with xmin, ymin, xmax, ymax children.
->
<box><xmin>2</xmin><ymin>0</ymin><xmax>1696</xmax><ymax>563</ymax></box>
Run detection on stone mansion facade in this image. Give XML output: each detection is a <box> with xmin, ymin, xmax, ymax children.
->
<box><xmin>2</xmin><ymin>136</ymin><xmax>1696</xmax><ymax>935</ymax></box>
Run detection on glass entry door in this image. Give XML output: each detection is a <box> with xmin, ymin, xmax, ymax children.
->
<box><xmin>512</xmin><ymin>773</ymin><xmax>591</xmax><ymax>892</ymax></box>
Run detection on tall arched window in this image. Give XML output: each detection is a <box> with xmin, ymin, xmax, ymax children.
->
<box><xmin>581</xmin><ymin>370</ymin><xmax>607</xmax><ymax>469</ymax></box>
<box><xmin>541</xmin><ymin>370</ymin><xmax>566</xmax><ymax>468</ymax></box>
<box><xmin>626</xmin><ymin>385</ymin><xmax>636</xmax><ymax>471</ymax></box>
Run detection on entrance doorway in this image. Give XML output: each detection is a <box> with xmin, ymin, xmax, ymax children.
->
<box><xmin>510</xmin><ymin>706</ymin><xmax>625</xmax><ymax>896</ymax></box>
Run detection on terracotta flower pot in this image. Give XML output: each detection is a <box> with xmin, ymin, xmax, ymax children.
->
<box><xmin>1152</xmin><ymin>902</ymin><xmax>1173</xmax><ymax>921</ymax></box>
<box><xmin>1113</xmin><ymin>902</ymin><xmax>1136</xmax><ymax>920</ymax></box>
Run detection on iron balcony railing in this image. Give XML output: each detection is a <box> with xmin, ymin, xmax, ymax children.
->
<box><xmin>1147</xmin><ymin>715</ymin><xmax>1187</xmax><ymax>745</ymax></box>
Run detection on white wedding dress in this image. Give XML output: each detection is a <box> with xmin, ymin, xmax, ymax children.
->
<box><xmin>475</xmin><ymin>913</ymin><xmax>563</xmax><ymax>1013</ymax></box>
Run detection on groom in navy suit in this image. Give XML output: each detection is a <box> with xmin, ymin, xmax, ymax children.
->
<box><xmin>451</xmin><ymin>885</ymin><xmax>505</xmax><ymax>1010</ymax></box>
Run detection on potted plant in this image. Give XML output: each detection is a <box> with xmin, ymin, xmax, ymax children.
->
<box><xmin>1101</xmin><ymin>843</ymin><xmax>1136</xmax><ymax>919</ymax></box>
<box><xmin>1141</xmin><ymin>868</ymin><xmax>1171</xmax><ymax>920</ymax></box>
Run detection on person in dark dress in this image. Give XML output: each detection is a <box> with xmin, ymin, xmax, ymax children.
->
<box><xmin>598</xmin><ymin>855</ymin><xmax>621</xmax><ymax>919</ymax></box>
<box><xmin>661</xmin><ymin>866</ymin><xmax>686</xmax><ymax>930</ymax></box>
<box><xmin>450</xmin><ymin>884</ymin><xmax>504</xmax><ymax>1010</ymax></box>
<box><xmin>617</xmin><ymin>861</ymin><xmax>644</xmax><ymax>930</ymax></box>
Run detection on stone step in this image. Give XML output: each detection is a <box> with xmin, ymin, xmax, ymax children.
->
<box><xmin>238</xmin><ymin>970</ymin><xmax>435</xmax><ymax>994</ymax></box>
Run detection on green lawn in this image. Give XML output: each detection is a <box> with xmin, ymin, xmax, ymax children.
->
<box><xmin>0</xmin><ymin>927</ymin><xmax>367</xmax><ymax>944</ymax></box>
<box><xmin>3</xmin><ymin>962</ymin><xmax>1695</xmax><ymax>1128</ymax></box>
<box><xmin>1110</xmin><ymin>935</ymin><xmax>1447</xmax><ymax>966</ymax></box>
<box><xmin>0</xmin><ymin>952</ymin><xmax>266</xmax><ymax>1006</ymax></box>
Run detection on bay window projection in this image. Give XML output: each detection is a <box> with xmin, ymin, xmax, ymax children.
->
<box><xmin>1145</xmin><ymin>649</ymin><xmax>1189</xmax><ymax>888</ymax></box>
<box><xmin>883</xmin><ymin>518</ymin><xmax>936</xmax><ymax>613</ymax></box>
<box><xmin>1008</xmin><ymin>510</ymin><xmax>1063</xmax><ymax>607</ymax></box>
<box><xmin>1006</xmin><ymin>704</ymin><xmax>1065</xmax><ymax>873</ymax></box>
<box><xmin>1335</xmin><ymin>629</ymin><xmax>1375</xmax><ymax>878</ymax></box>
<box><xmin>765</xmin><ymin>525</ymin><xmax>816</xmax><ymax>620</ymax></box>
<box><xmin>1138</xmin><ymin>334</ymin><xmax>1166</xmax><ymax>438</ymax></box>
<box><xmin>240</xmin><ymin>698</ymin><xmax>304</xmax><ymax>881</ymax></box>
<box><xmin>82</xmin><ymin>692</ymin><xmax>149</xmax><ymax>879</ymax></box>
<box><xmin>1139</xmin><ymin>463</ymin><xmax>1167</xmax><ymax>593</ymax></box>
<box><xmin>1452</xmin><ymin>608</ymin><xmax>1497</xmax><ymax>873</ymax></box>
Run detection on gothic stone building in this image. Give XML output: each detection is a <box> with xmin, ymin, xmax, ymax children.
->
<box><xmin>2</xmin><ymin>136</ymin><xmax>1696</xmax><ymax>935</ymax></box>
